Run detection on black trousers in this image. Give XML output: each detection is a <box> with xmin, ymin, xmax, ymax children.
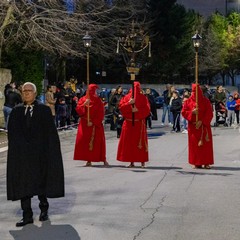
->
<box><xmin>21</xmin><ymin>195</ymin><xmax>49</xmax><ymax>219</ymax></box>
<box><xmin>145</xmin><ymin>116</ymin><xmax>152</xmax><ymax>128</ymax></box>
<box><xmin>172</xmin><ymin>112</ymin><xmax>181</xmax><ymax>132</ymax></box>
<box><xmin>235</xmin><ymin>110</ymin><xmax>239</xmax><ymax>124</ymax></box>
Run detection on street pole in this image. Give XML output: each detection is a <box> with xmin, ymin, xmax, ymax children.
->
<box><xmin>192</xmin><ymin>32</ymin><xmax>202</xmax><ymax>129</ymax></box>
<box><xmin>195</xmin><ymin>47</ymin><xmax>199</xmax><ymax>125</ymax></box>
<box><xmin>86</xmin><ymin>49</ymin><xmax>90</xmax><ymax>125</ymax></box>
<box><xmin>82</xmin><ymin>32</ymin><xmax>92</xmax><ymax>126</ymax></box>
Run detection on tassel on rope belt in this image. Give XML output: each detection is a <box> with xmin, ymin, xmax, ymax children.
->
<box><xmin>82</xmin><ymin>117</ymin><xmax>95</xmax><ymax>151</ymax></box>
<box><xmin>198</xmin><ymin>124</ymin><xmax>210</xmax><ymax>147</ymax></box>
<box><xmin>126</xmin><ymin>119</ymin><xmax>148</xmax><ymax>152</ymax></box>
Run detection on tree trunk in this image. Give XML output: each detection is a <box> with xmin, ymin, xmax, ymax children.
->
<box><xmin>228</xmin><ymin>69</ymin><xmax>235</xmax><ymax>86</ymax></box>
<box><xmin>220</xmin><ymin>71</ymin><xmax>225</xmax><ymax>86</ymax></box>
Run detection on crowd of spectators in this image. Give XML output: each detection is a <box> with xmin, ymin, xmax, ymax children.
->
<box><xmin>3</xmin><ymin>80</ymin><xmax>240</xmax><ymax>133</ymax></box>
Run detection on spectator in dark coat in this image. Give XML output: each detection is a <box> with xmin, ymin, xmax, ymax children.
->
<box><xmin>110</xmin><ymin>86</ymin><xmax>124</xmax><ymax>136</ymax></box>
<box><xmin>59</xmin><ymin>81</ymin><xmax>75</xmax><ymax>128</ymax></box>
<box><xmin>145</xmin><ymin>88</ymin><xmax>158</xmax><ymax>129</ymax></box>
<box><xmin>57</xmin><ymin>98</ymin><xmax>68</xmax><ymax>129</ymax></box>
<box><xmin>170</xmin><ymin>91</ymin><xmax>182</xmax><ymax>132</ymax></box>
<box><xmin>3</xmin><ymin>82</ymin><xmax>22</xmax><ymax>129</ymax></box>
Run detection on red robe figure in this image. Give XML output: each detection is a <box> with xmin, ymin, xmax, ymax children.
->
<box><xmin>74</xmin><ymin>84</ymin><xmax>108</xmax><ymax>167</ymax></box>
<box><xmin>117</xmin><ymin>81</ymin><xmax>150</xmax><ymax>168</ymax></box>
<box><xmin>181</xmin><ymin>84</ymin><xmax>214</xmax><ymax>169</ymax></box>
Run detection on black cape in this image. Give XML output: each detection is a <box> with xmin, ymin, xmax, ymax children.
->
<box><xmin>7</xmin><ymin>101</ymin><xmax>64</xmax><ymax>201</ymax></box>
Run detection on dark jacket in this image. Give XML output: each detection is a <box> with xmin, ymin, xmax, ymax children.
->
<box><xmin>110</xmin><ymin>93</ymin><xmax>123</xmax><ymax>110</ymax></box>
<box><xmin>170</xmin><ymin>97</ymin><xmax>182</xmax><ymax>113</ymax></box>
<box><xmin>59</xmin><ymin>87</ymin><xmax>74</xmax><ymax>105</ymax></box>
<box><xmin>57</xmin><ymin>103</ymin><xmax>68</xmax><ymax>117</ymax></box>
<box><xmin>7</xmin><ymin>101</ymin><xmax>64</xmax><ymax>201</ymax></box>
<box><xmin>4</xmin><ymin>88</ymin><xmax>22</xmax><ymax>108</ymax></box>
<box><xmin>214</xmin><ymin>91</ymin><xmax>226</xmax><ymax>104</ymax></box>
<box><xmin>146</xmin><ymin>93</ymin><xmax>158</xmax><ymax>120</ymax></box>
<box><xmin>162</xmin><ymin>89</ymin><xmax>171</xmax><ymax>105</ymax></box>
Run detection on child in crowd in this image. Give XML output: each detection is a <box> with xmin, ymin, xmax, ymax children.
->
<box><xmin>181</xmin><ymin>89</ymin><xmax>190</xmax><ymax>134</ymax></box>
<box><xmin>57</xmin><ymin>98</ymin><xmax>68</xmax><ymax>130</ymax></box>
<box><xmin>226</xmin><ymin>95</ymin><xmax>236</xmax><ymax>126</ymax></box>
<box><xmin>233</xmin><ymin>92</ymin><xmax>240</xmax><ymax>125</ymax></box>
<box><xmin>170</xmin><ymin>91</ymin><xmax>182</xmax><ymax>132</ymax></box>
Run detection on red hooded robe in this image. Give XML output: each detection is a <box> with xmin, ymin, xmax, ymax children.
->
<box><xmin>117</xmin><ymin>82</ymin><xmax>150</xmax><ymax>163</ymax></box>
<box><xmin>74</xmin><ymin>84</ymin><xmax>106</xmax><ymax>162</ymax></box>
<box><xmin>181</xmin><ymin>84</ymin><xmax>214</xmax><ymax>166</ymax></box>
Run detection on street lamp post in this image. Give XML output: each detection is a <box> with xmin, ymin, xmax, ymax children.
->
<box><xmin>192</xmin><ymin>32</ymin><xmax>202</xmax><ymax>129</ymax></box>
<box><xmin>83</xmin><ymin>31</ymin><xmax>92</xmax><ymax>125</ymax></box>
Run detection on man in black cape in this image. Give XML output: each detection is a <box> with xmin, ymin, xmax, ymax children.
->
<box><xmin>7</xmin><ymin>82</ymin><xmax>65</xmax><ymax>227</ymax></box>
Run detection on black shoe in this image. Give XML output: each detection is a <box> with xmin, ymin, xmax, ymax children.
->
<box><xmin>16</xmin><ymin>218</ymin><xmax>33</xmax><ymax>227</ymax></box>
<box><xmin>39</xmin><ymin>211</ymin><xmax>49</xmax><ymax>221</ymax></box>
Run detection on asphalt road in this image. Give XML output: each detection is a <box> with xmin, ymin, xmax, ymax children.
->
<box><xmin>0</xmin><ymin>111</ymin><xmax>240</xmax><ymax>240</ymax></box>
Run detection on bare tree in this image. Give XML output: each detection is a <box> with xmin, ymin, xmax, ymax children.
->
<box><xmin>0</xmin><ymin>0</ymin><xmax>147</xmax><ymax>59</ymax></box>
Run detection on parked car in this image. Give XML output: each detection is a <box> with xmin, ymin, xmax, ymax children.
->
<box><xmin>155</xmin><ymin>96</ymin><xmax>164</xmax><ymax>108</ymax></box>
<box><xmin>98</xmin><ymin>88</ymin><xmax>111</xmax><ymax>104</ymax></box>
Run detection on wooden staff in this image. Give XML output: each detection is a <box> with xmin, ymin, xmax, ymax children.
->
<box><xmin>86</xmin><ymin>49</ymin><xmax>90</xmax><ymax>125</ymax></box>
<box><xmin>195</xmin><ymin>47</ymin><xmax>199</xmax><ymax>127</ymax></box>
<box><xmin>131</xmin><ymin>77</ymin><xmax>135</xmax><ymax>126</ymax></box>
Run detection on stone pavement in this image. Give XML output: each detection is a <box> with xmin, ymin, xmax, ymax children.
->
<box><xmin>0</xmin><ymin>116</ymin><xmax>240</xmax><ymax>240</ymax></box>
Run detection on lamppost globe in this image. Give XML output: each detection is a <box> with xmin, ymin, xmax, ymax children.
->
<box><xmin>82</xmin><ymin>32</ymin><xmax>92</xmax><ymax>48</ymax></box>
<box><xmin>192</xmin><ymin>32</ymin><xmax>202</xmax><ymax>49</ymax></box>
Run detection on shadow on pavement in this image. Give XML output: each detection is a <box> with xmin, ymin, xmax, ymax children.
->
<box><xmin>147</xmin><ymin>132</ymin><xmax>166</xmax><ymax>139</ymax></box>
<box><xmin>146</xmin><ymin>166</ymin><xmax>182</xmax><ymax>170</ymax></box>
<box><xmin>9</xmin><ymin>221</ymin><xmax>81</xmax><ymax>240</ymax></box>
<box><xmin>131</xmin><ymin>170</ymin><xmax>148</xmax><ymax>173</ymax></box>
<box><xmin>211</xmin><ymin>166</ymin><xmax>240</xmax><ymax>171</ymax></box>
<box><xmin>77</xmin><ymin>165</ymin><xmax>183</xmax><ymax>171</ymax></box>
<box><xmin>177</xmin><ymin>171</ymin><xmax>232</xmax><ymax>177</ymax></box>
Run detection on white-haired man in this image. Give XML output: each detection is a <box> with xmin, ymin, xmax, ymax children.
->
<box><xmin>7</xmin><ymin>82</ymin><xmax>65</xmax><ymax>227</ymax></box>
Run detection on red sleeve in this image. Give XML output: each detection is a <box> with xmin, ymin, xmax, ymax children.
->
<box><xmin>134</xmin><ymin>95</ymin><xmax>150</xmax><ymax>119</ymax></box>
<box><xmin>181</xmin><ymin>99</ymin><xmax>195</xmax><ymax>122</ymax></box>
<box><xmin>119</xmin><ymin>95</ymin><xmax>150</xmax><ymax>120</ymax></box>
<box><xmin>75</xmin><ymin>97</ymin><xmax>86</xmax><ymax>117</ymax></box>
<box><xmin>90</xmin><ymin>98</ymin><xmax>105</xmax><ymax>127</ymax></box>
<box><xmin>119</xmin><ymin>96</ymin><xmax>133</xmax><ymax>119</ymax></box>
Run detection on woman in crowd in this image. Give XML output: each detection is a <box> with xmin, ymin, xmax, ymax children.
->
<box><xmin>45</xmin><ymin>85</ymin><xmax>57</xmax><ymax>123</ymax></box>
<box><xmin>233</xmin><ymin>92</ymin><xmax>240</xmax><ymax>125</ymax></box>
<box><xmin>170</xmin><ymin>90</ymin><xmax>182</xmax><ymax>132</ymax></box>
<box><xmin>110</xmin><ymin>86</ymin><xmax>124</xmax><ymax>137</ymax></box>
<box><xmin>145</xmin><ymin>88</ymin><xmax>157</xmax><ymax>129</ymax></box>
